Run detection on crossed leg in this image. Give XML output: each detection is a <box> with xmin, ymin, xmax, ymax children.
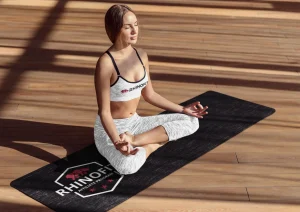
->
<box><xmin>122</xmin><ymin>126</ymin><xmax>168</xmax><ymax>159</ymax></box>
<box><xmin>125</xmin><ymin>113</ymin><xmax>199</xmax><ymax>158</ymax></box>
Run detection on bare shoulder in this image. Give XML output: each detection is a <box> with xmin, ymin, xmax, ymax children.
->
<box><xmin>95</xmin><ymin>52</ymin><xmax>113</xmax><ymax>73</ymax></box>
<box><xmin>135</xmin><ymin>48</ymin><xmax>148</xmax><ymax>62</ymax></box>
<box><xmin>97</xmin><ymin>52</ymin><xmax>111</xmax><ymax>67</ymax></box>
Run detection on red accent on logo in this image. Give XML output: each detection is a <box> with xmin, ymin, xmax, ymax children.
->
<box><xmin>121</xmin><ymin>89</ymin><xmax>128</xmax><ymax>93</ymax></box>
<box><xmin>102</xmin><ymin>185</ymin><xmax>107</xmax><ymax>189</ymax></box>
<box><xmin>107</xmin><ymin>179</ymin><xmax>114</xmax><ymax>183</ymax></box>
<box><xmin>65</xmin><ymin>168</ymin><xmax>89</xmax><ymax>180</ymax></box>
<box><xmin>89</xmin><ymin>187</ymin><xmax>96</xmax><ymax>192</ymax></box>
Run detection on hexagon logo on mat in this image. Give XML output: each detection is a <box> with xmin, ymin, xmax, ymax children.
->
<box><xmin>55</xmin><ymin>162</ymin><xmax>124</xmax><ymax>198</ymax></box>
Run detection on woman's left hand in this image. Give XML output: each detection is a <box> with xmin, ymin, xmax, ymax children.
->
<box><xmin>182</xmin><ymin>101</ymin><xmax>208</xmax><ymax>118</ymax></box>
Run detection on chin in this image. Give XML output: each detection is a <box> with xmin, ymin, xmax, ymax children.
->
<box><xmin>129</xmin><ymin>40</ymin><xmax>137</xmax><ymax>44</ymax></box>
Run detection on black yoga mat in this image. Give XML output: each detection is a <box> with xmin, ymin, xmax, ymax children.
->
<box><xmin>11</xmin><ymin>90</ymin><xmax>275</xmax><ymax>212</ymax></box>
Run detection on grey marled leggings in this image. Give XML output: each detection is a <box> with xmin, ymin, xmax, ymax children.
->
<box><xmin>94</xmin><ymin>112</ymin><xmax>199</xmax><ymax>175</ymax></box>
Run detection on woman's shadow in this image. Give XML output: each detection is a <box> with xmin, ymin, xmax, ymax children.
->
<box><xmin>1</xmin><ymin>117</ymin><xmax>95</xmax><ymax>171</ymax></box>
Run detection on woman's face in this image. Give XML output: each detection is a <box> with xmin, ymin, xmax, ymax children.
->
<box><xmin>117</xmin><ymin>11</ymin><xmax>138</xmax><ymax>44</ymax></box>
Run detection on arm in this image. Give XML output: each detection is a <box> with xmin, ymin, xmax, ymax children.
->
<box><xmin>94</xmin><ymin>54</ymin><xmax>122</xmax><ymax>144</ymax></box>
<box><xmin>139</xmin><ymin>49</ymin><xmax>184</xmax><ymax>113</ymax></box>
<box><xmin>146</xmin><ymin>92</ymin><xmax>184</xmax><ymax>113</ymax></box>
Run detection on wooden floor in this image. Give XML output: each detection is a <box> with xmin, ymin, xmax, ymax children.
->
<box><xmin>1</xmin><ymin>0</ymin><xmax>300</xmax><ymax>211</ymax></box>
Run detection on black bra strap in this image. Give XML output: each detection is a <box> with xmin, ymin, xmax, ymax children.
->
<box><xmin>105</xmin><ymin>51</ymin><xmax>121</xmax><ymax>76</ymax></box>
<box><xmin>133</xmin><ymin>47</ymin><xmax>145</xmax><ymax>68</ymax></box>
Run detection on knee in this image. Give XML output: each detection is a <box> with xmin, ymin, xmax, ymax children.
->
<box><xmin>114</xmin><ymin>161</ymin><xmax>140</xmax><ymax>175</ymax></box>
<box><xmin>113</xmin><ymin>150</ymin><xmax>146</xmax><ymax>175</ymax></box>
<box><xmin>116</xmin><ymin>167</ymin><xmax>138</xmax><ymax>175</ymax></box>
<box><xmin>182</xmin><ymin>114</ymin><xmax>199</xmax><ymax>133</ymax></box>
<box><xmin>190</xmin><ymin>116</ymin><xmax>199</xmax><ymax>132</ymax></box>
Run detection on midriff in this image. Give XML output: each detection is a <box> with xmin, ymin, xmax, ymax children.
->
<box><xmin>97</xmin><ymin>96</ymin><xmax>141</xmax><ymax>119</ymax></box>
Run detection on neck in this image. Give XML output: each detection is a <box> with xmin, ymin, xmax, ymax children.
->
<box><xmin>110</xmin><ymin>40</ymin><xmax>133</xmax><ymax>56</ymax></box>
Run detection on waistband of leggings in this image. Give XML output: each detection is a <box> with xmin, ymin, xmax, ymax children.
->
<box><xmin>96</xmin><ymin>112</ymin><xmax>139</xmax><ymax>122</ymax></box>
<box><xmin>113</xmin><ymin>112</ymin><xmax>138</xmax><ymax>121</ymax></box>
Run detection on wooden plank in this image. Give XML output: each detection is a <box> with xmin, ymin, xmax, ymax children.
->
<box><xmin>237</xmin><ymin>152</ymin><xmax>300</xmax><ymax>163</ymax></box>
<box><xmin>247</xmin><ymin>186</ymin><xmax>300</xmax><ymax>203</ymax></box>
<box><xmin>136</xmin><ymin>186</ymin><xmax>249</xmax><ymax>202</ymax></box>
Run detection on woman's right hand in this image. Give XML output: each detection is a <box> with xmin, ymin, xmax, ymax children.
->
<box><xmin>113</xmin><ymin>134</ymin><xmax>139</xmax><ymax>156</ymax></box>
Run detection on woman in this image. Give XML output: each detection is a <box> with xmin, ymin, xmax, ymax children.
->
<box><xmin>94</xmin><ymin>4</ymin><xmax>208</xmax><ymax>175</ymax></box>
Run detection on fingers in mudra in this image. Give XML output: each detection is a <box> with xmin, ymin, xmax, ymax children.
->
<box><xmin>115</xmin><ymin>141</ymin><xmax>128</xmax><ymax>151</ymax></box>
<box><xmin>124</xmin><ymin>131</ymin><xmax>136</xmax><ymax>146</ymax></box>
<box><xmin>195</xmin><ymin>102</ymin><xmax>203</xmax><ymax>110</ymax></box>
<box><xmin>116</xmin><ymin>142</ymin><xmax>137</xmax><ymax>155</ymax></box>
<box><xmin>116</xmin><ymin>134</ymin><xmax>138</xmax><ymax>156</ymax></box>
<box><xmin>199</xmin><ymin>106</ymin><xmax>208</xmax><ymax>114</ymax></box>
<box><xmin>195</xmin><ymin>103</ymin><xmax>209</xmax><ymax>118</ymax></box>
<box><xmin>120</xmin><ymin>132</ymin><xmax>136</xmax><ymax>147</ymax></box>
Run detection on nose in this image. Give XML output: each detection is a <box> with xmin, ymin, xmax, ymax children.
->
<box><xmin>132</xmin><ymin>26</ymin><xmax>137</xmax><ymax>35</ymax></box>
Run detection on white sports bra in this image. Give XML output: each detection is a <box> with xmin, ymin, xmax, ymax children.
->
<box><xmin>106</xmin><ymin>47</ymin><xmax>148</xmax><ymax>102</ymax></box>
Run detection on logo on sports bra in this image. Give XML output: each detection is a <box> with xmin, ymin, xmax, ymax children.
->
<box><xmin>121</xmin><ymin>81</ymin><xmax>148</xmax><ymax>94</ymax></box>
